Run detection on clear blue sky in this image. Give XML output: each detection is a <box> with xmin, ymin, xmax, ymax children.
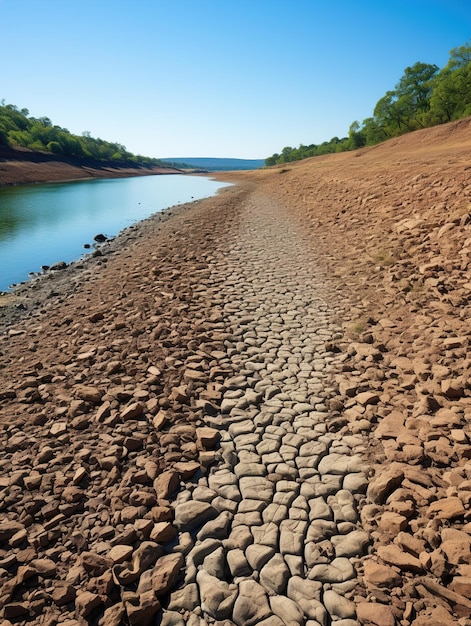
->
<box><xmin>1</xmin><ymin>0</ymin><xmax>470</xmax><ymax>159</ymax></box>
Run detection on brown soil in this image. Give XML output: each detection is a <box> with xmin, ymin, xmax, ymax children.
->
<box><xmin>0</xmin><ymin>146</ymin><xmax>182</xmax><ymax>187</ymax></box>
<box><xmin>1</xmin><ymin>117</ymin><xmax>471</xmax><ymax>625</ymax></box>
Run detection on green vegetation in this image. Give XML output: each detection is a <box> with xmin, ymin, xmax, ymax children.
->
<box><xmin>266</xmin><ymin>40</ymin><xmax>471</xmax><ymax>166</ymax></box>
<box><xmin>0</xmin><ymin>102</ymin><xmax>164</xmax><ymax>167</ymax></box>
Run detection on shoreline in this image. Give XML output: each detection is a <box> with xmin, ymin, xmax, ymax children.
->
<box><xmin>0</xmin><ymin>183</ymin><xmax>236</xmax><ymax>327</ymax></box>
<box><xmin>0</xmin><ymin>145</ymin><xmax>184</xmax><ymax>188</ymax></box>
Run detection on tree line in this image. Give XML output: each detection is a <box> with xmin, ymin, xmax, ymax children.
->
<box><xmin>0</xmin><ymin>102</ymin><xmax>164</xmax><ymax>167</ymax></box>
<box><xmin>265</xmin><ymin>40</ymin><xmax>471</xmax><ymax>166</ymax></box>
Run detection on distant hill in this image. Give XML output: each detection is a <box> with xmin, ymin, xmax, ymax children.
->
<box><xmin>163</xmin><ymin>157</ymin><xmax>265</xmax><ymax>171</ymax></box>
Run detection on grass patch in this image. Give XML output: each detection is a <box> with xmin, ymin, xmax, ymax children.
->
<box><xmin>371</xmin><ymin>249</ymin><xmax>395</xmax><ymax>266</ymax></box>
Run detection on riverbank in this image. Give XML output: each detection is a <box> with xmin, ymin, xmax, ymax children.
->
<box><xmin>0</xmin><ymin>145</ymin><xmax>182</xmax><ymax>187</ymax></box>
<box><xmin>1</xmin><ymin>117</ymin><xmax>471</xmax><ymax>625</ymax></box>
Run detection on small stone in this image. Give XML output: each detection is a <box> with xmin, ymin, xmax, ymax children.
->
<box><xmin>108</xmin><ymin>545</ymin><xmax>134</xmax><ymax>564</ymax></box>
<box><xmin>357</xmin><ymin>601</ymin><xmax>395</xmax><ymax>626</ymax></box>
<box><xmin>52</xmin><ymin>584</ymin><xmax>76</xmax><ymax>606</ymax></box>
<box><xmin>323</xmin><ymin>589</ymin><xmax>356</xmax><ymax>619</ymax></box>
<box><xmin>377</xmin><ymin>544</ymin><xmax>424</xmax><ymax>573</ymax></box>
<box><xmin>75</xmin><ymin>385</ymin><xmax>103</xmax><ymax>404</ymax></box>
<box><xmin>233</xmin><ymin>580</ymin><xmax>271</xmax><ymax>626</ymax></box>
<box><xmin>197</xmin><ymin>570</ymin><xmax>238</xmax><ymax>621</ymax></box>
<box><xmin>366</xmin><ymin>465</ymin><xmax>404</xmax><ymax>504</ymax></box>
<box><xmin>428</xmin><ymin>496</ymin><xmax>465</xmax><ymax>520</ymax></box>
<box><xmin>154</xmin><ymin>470</ymin><xmax>180</xmax><ymax>500</ymax></box>
<box><xmin>174</xmin><ymin>501</ymin><xmax>218</xmax><ymax>531</ymax></box>
<box><xmin>150</xmin><ymin>521</ymin><xmax>177</xmax><ymax>543</ymax></box>
<box><xmin>227</xmin><ymin>548</ymin><xmax>251</xmax><ymax>577</ymax></box>
<box><xmin>196</xmin><ymin>427</ymin><xmax>221</xmax><ymax>450</ymax></box>
<box><xmin>81</xmin><ymin>552</ymin><xmax>111</xmax><ymax>577</ymax></box>
<box><xmin>363</xmin><ymin>560</ymin><xmax>402</xmax><ymax>588</ymax></box>
<box><xmin>137</xmin><ymin>552</ymin><xmax>184</xmax><ymax>597</ymax></box>
<box><xmin>121</xmin><ymin>402</ymin><xmax>144</xmax><ymax>420</ymax></box>
<box><xmin>331</xmin><ymin>530</ymin><xmax>369</xmax><ymax>557</ymax></box>
<box><xmin>260</xmin><ymin>554</ymin><xmax>290</xmax><ymax>594</ymax></box>
<box><xmin>378</xmin><ymin>511</ymin><xmax>408</xmax><ymax>534</ymax></box>
<box><xmin>269</xmin><ymin>594</ymin><xmax>304</xmax><ymax>625</ymax></box>
<box><xmin>308</xmin><ymin>557</ymin><xmax>355</xmax><ymax>582</ymax></box>
<box><xmin>75</xmin><ymin>591</ymin><xmax>102</xmax><ymax>617</ymax></box>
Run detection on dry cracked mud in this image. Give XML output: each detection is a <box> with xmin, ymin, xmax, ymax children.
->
<box><xmin>2</xmin><ymin>117</ymin><xmax>471</xmax><ymax>626</ymax></box>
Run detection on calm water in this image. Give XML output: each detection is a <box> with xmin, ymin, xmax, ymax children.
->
<box><xmin>0</xmin><ymin>174</ymin><xmax>229</xmax><ymax>291</ymax></box>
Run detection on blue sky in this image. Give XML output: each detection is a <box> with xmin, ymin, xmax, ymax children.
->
<box><xmin>0</xmin><ymin>0</ymin><xmax>470</xmax><ymax>159</ymax></box>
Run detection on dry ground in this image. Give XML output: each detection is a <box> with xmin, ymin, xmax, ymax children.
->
<box><xmin>1</xmin><ymin>118</ymin><xmax>471</xmax><ymax>625</ymax></box>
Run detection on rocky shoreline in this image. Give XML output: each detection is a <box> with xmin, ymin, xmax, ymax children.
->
<box><xmin>1</xmin><ymin>118</ymin><xmax>471</xmax><ymax>625</ymax></box>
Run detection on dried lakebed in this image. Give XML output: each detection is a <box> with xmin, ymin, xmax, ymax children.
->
<box><xmin>164</xmin><ymin>193</ymin><xmax>368</xmax><ymax>626</ymax></box>
<box><xmin>0</xmin><ymin>186</ymin><xmax>369</xmax><ymax>625</ymax></box>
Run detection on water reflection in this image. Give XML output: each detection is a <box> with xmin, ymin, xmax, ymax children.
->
<box><xmin>0</xmin><ymin>175</ymin><xmax>229</xmax><ymax>291</ymax></box>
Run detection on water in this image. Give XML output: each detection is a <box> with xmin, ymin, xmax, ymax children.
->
<box><xmin>0</xmin><ymin>174</ymin><xmax>229</xmax><ymax>291</ymax></box>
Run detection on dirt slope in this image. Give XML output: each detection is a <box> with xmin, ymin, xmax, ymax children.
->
<box><xmin>0</xmin><ymin>146</ymin><xmax>181</xmax><ymax>186</ymax></box>
<box><xmin>1</xmin><ymin>118</ymin><xmax>471</xmax><ymax>625</ymax></box>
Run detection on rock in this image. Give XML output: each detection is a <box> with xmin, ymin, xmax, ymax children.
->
<box><xmin>233</xmin><ymin>580</ymin><xmax>271</xmax><ymax>626</ymax></box>
<box><xmin>167</xmin><ymin>583</ymin><xmax>200</xmax><ymax>612</ymax></box>
<box><xmin>317</xmin><ymin>453</ymin><xmax>363</xmax><ymax>475</ymax></box>
<box><xmin>81</xmin><ymin>552</ymin><xmax>112</xmax><ymax>577</ymax></box>
<box><xmin>202</xmin><ymin>545</ymin><xmax>227</xmax><ymax>578</ymax></box>
<box><xmin>123</xmin><ymin>590</ymin><xmax>161</xmax><ymax>626</ymax></box>
<box><xmin>108</xmin><ymin>545</ymin><xmax>134</xmax><ymax>564</ymax></box>
<box><xmin>323</xmin><ymin>589</ymin><xmax>356</xmax><ymax>619</ymax></box>
<box><xmin>363</xmin><ymin>560</ymin><xmax>402</xmax><ymax>588</ymax></box>
<box><xmin>246</xmin><ymin>544</ymin><xmax>275</xmax><ymax>570</ymax></box>
<box><xmin>378</xmin><ymin>511</ymin><xmax>408</xmax><ymax>534</ymax></box>
<box><xmin>308</xmin><ymin>557</ymin><xmax>355</xmax><ymax>582</ymax></box>
<box><xmin>74</xmin><ymin>384</ymin><xmax>103</xmax><ymax>403</ymax></box>
<box><xmin>52</xmin><ymin>584</ymin><xmax>76</xmax><ymax>606</ymax></box>
<box><xmin>4</xmin><ymin>603</ymin><xmax>30</xmax><ymax>619</ymax></box>
<box><xmin>377</xmin><ymin>544</ymin><xmax>424</xmax><ymax>573</ymax></box>
<box><xmin>50</xmin><ymin>261</ymin><xmax>67</xmax><ymax>270</ymax></box>
<box><xmin>121</xmin><ymin>402</ymin><xmax>144</xmax><ymax>420</ymax></box>
<box><xmin>356</xmin><ymin>390</ymin><xmax>380</xmax><ymax>406</ymax></box>
<box><xmin>357</xmin><ymin>601</ymin><xmax>395</xmax><ymax>626</ymax></box>
<box><xmin>197</xmin><ymin>511</ymin><xmax>232</xmax><ymax>541</ymax></box>
<box><xmin>0</xmin><ymin>520</ymin><xmax>25</xmax><ymax>542</ymax></box>
<box><xmin>112</xmin><ymin>541</ymin><xmax>162</xmax><ymax>585</ymax></box>
<box><xmin>428</xmin><ymin>496</ymin><xmax>465</xmax><ymax>519</ymax></box>
<box><xmin>331</xmin><ymin>530</ymin><xmax>370</xmax><ymax>557</ymax></box>
<box><xmin>366</xmin><ymin>465</ymin><xmax>404</xmax><ymax>504</ymax></box>
<box><xmin>174</xmin><ymin>501</ymin><xmax>217</xmax><ymax>531</ymax></box>
<box><xmin>137</xmin><ymin>552</ymin><xmax>184</xmax><ymax>597</ymax></box>
<box><xmin>75</xmin><ymin>591</ymin><xmax>102</xmax><ymax>617</ymax></box>
<box><xmin>99</xmin><ymin>603</ymin><xmax>126</xmax><ymax>626</ymax></box>
<box><xmin>196</xmin><ymin>427</ymin><xmax>221</xmax><ymax>450</ymax></box>
<box><xmin>227</xmin><ymin>548</ymin><xmax>251</xmax><ymax>577</ymax></box>
<box><xmin>150</xmin><ymin>521</ymin><xmax>177</xmax><ymax>543</ymax></box>
<box><xmin>161</xmin><ymin>610</ymin><xmax>185</xmax><ymax>626</ymax></box>
<box><xmin>449</xmin><ymin>576</ymin><xmax>471</xmax><ymax>598</ymax></box>
<box><xmin>197</xmin><ymin>570</ymin><xmax>238</xmax><ymax>621</ymax></box>
<box><xmin>260</xmin><ymin>554</ymin><xmax>290</xmax><ymax>594</ymax></box>
<box><xmin>269</xmin><ymin>594</ymin><xmax>304</xmax><ymax>625</ymax></box>
<box><xmin>154</xmin><ymin>470</ymin><xmax>180</xmax><ymax>500</ymax></box>
<box><xmin>30</xmin><ymin>558</ymin><xmax>57</xmax><ymax>577</ymax></box>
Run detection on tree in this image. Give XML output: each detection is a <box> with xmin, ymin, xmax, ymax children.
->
<box><xmin>348</xmin><ymin>121</ymin><xmax>366</xmax><ymax>149</ymax></box>
<box><xmin>428</xmin><ymin>41</ymin><xmax>471</xmax><ymax>123</ymax></box>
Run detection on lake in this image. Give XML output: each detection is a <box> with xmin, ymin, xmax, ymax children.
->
<box><xmin>0</xmin><ymin>174</ymin><xmax>230</xmax><ymax>292</ymax></box>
